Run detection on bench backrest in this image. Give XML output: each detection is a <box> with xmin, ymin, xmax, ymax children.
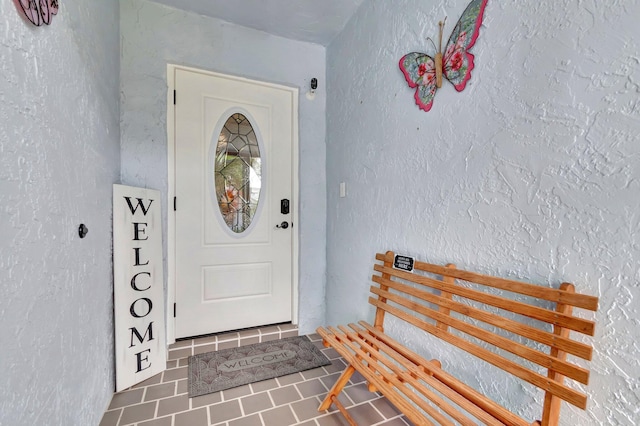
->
<box><xmin>370</xmin><ymin>251</ymin><xmax>599</xmax><ymax>426</ymax></box>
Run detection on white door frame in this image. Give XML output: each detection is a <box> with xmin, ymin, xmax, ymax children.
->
<box><xmin>166</xmin><ymin>64</ymin><xmax>300</xmax><ymax>344</ymax></box>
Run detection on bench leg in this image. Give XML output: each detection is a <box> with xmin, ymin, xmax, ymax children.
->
<box><xmin>319</xmin><ymin>365</ymin><xmax>356</xmax><ymax>411</ymax></box>
<box><xmin>330</xmin><ymin>394</ymin><xmax>358</xmax><ymax>426</ymax></box>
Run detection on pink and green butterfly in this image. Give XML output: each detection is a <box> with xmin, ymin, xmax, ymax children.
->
<box><xmin>400</xmin><ymin>0</ymin><xmax>488</xmax><ymax>112</ymax></box>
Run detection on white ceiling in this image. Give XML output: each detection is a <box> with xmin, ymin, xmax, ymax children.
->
<box><xmin>149</xmin><ymin>0</ymin><xmax>366</xmax><ymax>46</ymax></box>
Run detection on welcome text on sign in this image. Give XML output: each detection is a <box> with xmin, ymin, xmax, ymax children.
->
<box><xmin>114</xmin><ymin>184</ymin><xmax>166</xmax><ymax>391</ymax></box>
<box><xmin>125</xmin><ymin>196</ymin><xmax>156</xmax><ymax>373</ymax></box>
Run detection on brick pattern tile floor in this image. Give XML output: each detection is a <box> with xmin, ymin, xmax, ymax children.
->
<box><xmin>100</xmin><ymin>324</ymin><xmax>412</xmax><ymax>426</ymax></box>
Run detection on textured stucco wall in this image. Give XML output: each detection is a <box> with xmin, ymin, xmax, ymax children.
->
<box><xmin>326</xmin><ymin>1</ymin><xmax>639</xmax><ymax>424</ymax></box>
<box><xmin>0</xmin><ymin>2</ymin><xmax>120</xmax><ymax>425</ymax></box>
<box><xmin>120</xmin><ymin>0</ymin><xmax>327</xmax><ymax>335</ymax></box>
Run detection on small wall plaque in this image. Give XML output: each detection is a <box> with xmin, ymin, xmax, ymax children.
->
<box><xmin>393</xmin><ymin>254</ymin><xmax>415</xmax><ymax>272</ymax></box>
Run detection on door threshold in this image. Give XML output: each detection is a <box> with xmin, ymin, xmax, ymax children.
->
<box><xmin>175</xmin><ymin>321</ymin><xmax>296</xmax><ymax>342</ymax></box>
<box><xmin>169</xmin><ymin>323</ymin><xmax>299</xmax><ymax>357</ymax></box>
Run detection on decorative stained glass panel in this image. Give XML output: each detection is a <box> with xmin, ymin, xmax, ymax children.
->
<box><xmin>214</xmin><ymin>113</ymin><xmax>262</xmax><ymax>234</ymax></box>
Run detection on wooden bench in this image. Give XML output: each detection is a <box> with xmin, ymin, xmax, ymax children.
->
<box><xmin>317</xmin><ymin>251</ymin><xmax>599</xmax><ymax>426</ymax></box>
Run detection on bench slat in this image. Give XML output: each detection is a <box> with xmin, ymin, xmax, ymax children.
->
<box><xmin>375</xmin><ymin>253</ymin><xmax>598</xmax><ymax>311</ymax></box>
<box><xmin>319</xmin><ymin>328</ymin><xmax>437</xmax><ymax>425</ymax></box>
<box><xmin>357</xmin><ymin>321</ymin><xmax>531</xmax><ymax>426</ymax></box>
<box><xmin>342</xmin><ymin>324</ymin><xmax>498</xmax><ymax>426</ymax></box>
<box><xmin>373</xmin><ymin>274</ymin><xmax>593</xmax><ymax>360</ymax></box>
<box><xmin>346</xmin><ymin>323</ymin><xmax>512</xmax><ymax>426</ymax></box>
<box><xmin>325</xmin><ymin>323</ymin><xmax>515</xmax><ymax>426</ymax></box>
<box><xmin>319</xmin><ymin>327</ymin><xmax>442</xmax><ymax>425</ymax></box>
<box><xmin>330</xmin><ymin>325</ymin><xmax>461</xmax><ymax>426</ymax></box>
<box><xmin>370</xmin><ymin>297</ymin><xmax>589</xmax><ymax>409</ymax></box>
<box><xmin>374</xmin><ymin>264</ymin><xmax>596</xmax><ymax>336</ymax></box>
<box><xmin>371</xmin><ymin>285</ymin><xmax>590</xmax><ymax>385</ymax></box>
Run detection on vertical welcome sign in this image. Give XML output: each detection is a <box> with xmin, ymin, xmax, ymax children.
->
<box><xmin>113</xmin><ymin>184</ymin><xmax>166</xmax><ymax>391</ymax></box>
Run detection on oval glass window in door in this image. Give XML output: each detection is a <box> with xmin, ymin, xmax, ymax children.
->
<box><xmin>214</xmin><ymin>113</ymin><xmax>262</xmax><ymax>234</ymax></box>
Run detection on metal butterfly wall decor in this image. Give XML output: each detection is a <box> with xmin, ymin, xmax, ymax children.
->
<box><xmin>399</xmin><ymin>0</ymin><xmax>487</xmax><ymax>112</ymax></box>
<box><xmin>15</xmin><ymin>0</ymin><xmax>59</xmax><ymax>26</ymax></box>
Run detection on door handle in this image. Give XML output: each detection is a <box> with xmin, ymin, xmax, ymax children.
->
<box><xmin>276</xmin><ymin>221</ymin><xmax>289</xmax><ymax>229</ymax></box>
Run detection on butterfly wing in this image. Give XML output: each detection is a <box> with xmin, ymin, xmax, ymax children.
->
<box><xmin>17</xmin><ymin>0</ymin><xmax>42</xmax><ymax>26</ymax></box>
<box><xmin>443</xmin><ymin>0</ymin><xmax>488</xmax><ymax>91</ymax></box>
<box><xmin>39</xmin><ymin>0</ymin><xmax>52</xmax><ymax>25</ymax></box>
<box><xmin>399</xmin><ymin>52</ymin><xmax>438</xmax><ymax>112</ymax></box>
<box><xmin>40</xmin><ymin>0</ymin><xmax>59</xmax><ymax>25</ymax></box>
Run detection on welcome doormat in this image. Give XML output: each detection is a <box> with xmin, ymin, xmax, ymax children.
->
<box><xmin>188</xmin><ymin>335</ymin><xmax>331</xmax><ymax>397</ymax></box>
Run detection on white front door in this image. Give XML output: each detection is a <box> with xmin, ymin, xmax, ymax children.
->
<box><xmin>171</xmin><ymin>67</ymin><xmax>297</xmax><ymax>339</ymax></box>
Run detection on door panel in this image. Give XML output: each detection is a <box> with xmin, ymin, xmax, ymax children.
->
<box><xmin>174</xmin><ymin>69</ymin><xmax>295</xmax><ymax>338</ymax></box>
<box><xmin>202</xmin><ymin>263</ymin><xmax>272</xmax><ymax>301</ymax></box>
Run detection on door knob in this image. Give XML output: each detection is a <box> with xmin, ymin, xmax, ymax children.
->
<box><xmin>276</xmin><ymin>221</ymin><xmax>289</xmax><ymax>229</ymax></box>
